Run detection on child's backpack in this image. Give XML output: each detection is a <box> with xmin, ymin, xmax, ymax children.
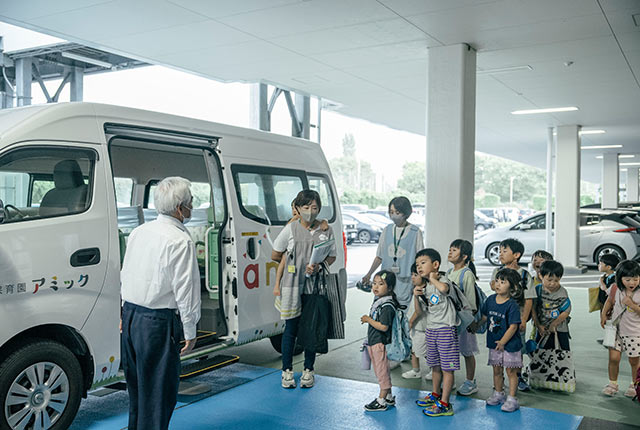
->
<box><xmin>380</xmin><ymin>303</ymin><xmax>412</xmax><ymax>362</ymax></box>
<box><xmin>446</xmin><ymin>280</ymin><xmax>475</xmax><ymax>333</ymax></box>
<box><xmin>454</xmin><ymin>267</ymin><xmax>488</xmax><ymax>334</ymax></box>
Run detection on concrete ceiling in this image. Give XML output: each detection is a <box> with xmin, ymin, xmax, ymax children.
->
<box><xmin>1</xmin><ymin>0</ymin><xmax>639</xmax><ymax>183</ymax></box>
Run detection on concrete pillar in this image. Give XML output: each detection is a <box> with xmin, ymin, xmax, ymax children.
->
<box><xmin>602</xmin><ymin>153</ymin><xmax>619</xmax><ymax>209</ymax></box>
<box><xmin>15</xmin><ymin>58</ymin><xmax>32</xmax><ymax>107</ymax></box>
<box><xmin>554</xmin><ymin>125</ymin><xmax>581</xmax><ymax>269</ymax></box>
<box><xmin>627</xmin><ymin>167</ymin><xmax>639</xmax><ymax>202</ymax></box>
<box><xmin>249</xmin><ymin>83</ymin><xmax>269</xmax><ymax>131</ymax></box>
<box><xmin>293</xmin><ymin>93</ymin><xmax>310</xmax><ymax>139</ymax></box>
<box><xmin>425</xmin><ymin>44</ymin><xmax>476</xmax><ymax>256</ymax></box>
<box><xmin>70</xmin><ymin>66</ymin><xmax>83</xmax><ymax>101</ymax></box>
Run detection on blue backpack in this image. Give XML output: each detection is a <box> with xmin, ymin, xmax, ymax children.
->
<box><xmin>453</xmin><ymin>267</ymin><xmax>488</xmax><ymax>334</ymax></box>
<box><xmin>379</xmin><ymin>303</ymin><xmax>412</xmax><ymax>362</ymax></box>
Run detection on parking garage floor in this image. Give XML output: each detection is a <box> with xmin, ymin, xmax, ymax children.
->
<box><xmin>72</xmin><ymin>245</ymin><xmax>640</xmax><ymax>429</ymax></box>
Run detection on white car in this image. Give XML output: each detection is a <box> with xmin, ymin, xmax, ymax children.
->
<box><xmin>474</xmin><ymin>209</ymin><xmax>640</xmax><ymax>266</ymax></box>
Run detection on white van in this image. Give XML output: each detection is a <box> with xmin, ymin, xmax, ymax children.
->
<box><xmin>0</xmin><ymin>102</ymin><xmax>346</xmax><ymax>429</ymax></box>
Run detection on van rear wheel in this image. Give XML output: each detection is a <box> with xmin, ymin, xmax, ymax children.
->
<box><xmin>269</xmin><ymin>334</ymin><xmax>304</xmax><ymax>355</ymax></box>
<box><xmin>0</xmin><ymin>340</ymin><xmax>83</xmax><ymax>430</ymax></box>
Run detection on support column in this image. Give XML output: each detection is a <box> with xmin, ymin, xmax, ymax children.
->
<box><xmin>15</xmin><ymin>58</ymin><xmax>32</xmax><ymax>107</ymax></box>
<box><xmin>627</xmin><ymin>167</ymin><xmax>639</xmax><ymax>202</ymax></box>
<box><xmin>249</xmin><ymin>83</ymin><xmax>269</xmax><ymax>131</ymax></box>
<box><xmin>555</xmin><ymin>125</ymin><xmax>582</xmax><ymax>270</ymax></box>
<box><xmin>293</xmin><ymin>93</ymin><xmax>310</xmax><ymax>139</ymax></box>
<box><xmin>545</xmin><ymin>127</ymin><xmax>555</xmax><ymax>252</ymax></box>
<box><xmin>425</xmin><ymin>44</ymin><xmax>476</xmax><ymax>256</ymax></box>
<box><xmin>602</xmin><ymin>153</ymin><xmax>619</xmax><ymax>209</ymax></box>
<box><xmin>70</xmin><ymin>66</ymin><xmax>83</xmax><ymax>101</ymax></box>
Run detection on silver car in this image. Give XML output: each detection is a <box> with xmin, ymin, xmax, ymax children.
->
<box><xmin>474</xmin><ymin>209</ymin><xmax>640</xmax><ymax>266</ymax></box>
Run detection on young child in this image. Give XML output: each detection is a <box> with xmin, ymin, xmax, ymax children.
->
<box><xmin>530</xmin><ymin>250</ymin><xmax>553</xmax><ymax>285</ymax></box>
<box><xmin>414</xmin><ymin>248</ymin><xmax>459</xmax><ymax>417</ymax></box>
<box><xmin>481</xmin><ymin>268</ymin><xmax>523</xmax><ymax>412</ymax></box>
<box><xmin>447</xmin><ymin>239</ymin><xmax>480</xmax><ymax>396</ymax></box>
<box><xmin>531</xmin><ymin>260</ymin><xmax>571</xmax><ymax>351</ymax></box>
<box><xmin>402</xmin><ymin>264</ymin><xmax>432</xmax><ymax>381</ymax></box>
<box><xmin>600</xmin><ymin>260</ymin><xmax>640</xmax><ymax>397</ymax></box>
<box><xmin>361</xmin><ymin>270</ymin><xmax>400</xmax><ymax>411</ymax></box>
<box><xmin>598</xmin><ymin>254</ymin><xmax>620</xmax><ymax>308</ymax></box>
<box><xmin>490</xmin><ymin>238</ymin><xmax>535</xmax><ymax>391</ymax></box>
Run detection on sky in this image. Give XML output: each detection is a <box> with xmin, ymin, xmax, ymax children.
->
<box><xmin>0</xmin><ymin>22</ymin><xmax>426</xmax><ymax>188</ymax></box>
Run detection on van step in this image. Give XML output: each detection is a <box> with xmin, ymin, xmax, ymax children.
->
<box><xmin>180</xmin><ymin>354</ymin><xmax>239</xmax><ymax>379</ymax></box>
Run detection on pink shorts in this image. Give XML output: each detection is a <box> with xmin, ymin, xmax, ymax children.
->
<box><xmin>488</xmin><ymin>348</ymin><xmax>522</xmax><ymax>369</ymax></box>
<box><xmin>368</xmin><ymin>343</ymin><xmax>391</xmax><ymax>390</ymax></box>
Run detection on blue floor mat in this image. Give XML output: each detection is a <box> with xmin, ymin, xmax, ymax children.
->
<box><xmin>72</xmin><ymin>365</ymin><xmax>583</xmax><ymax>430</ymax></box>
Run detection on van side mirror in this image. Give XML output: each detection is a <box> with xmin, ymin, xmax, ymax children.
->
<box><xmin>0</xmin><ymin>199</ymin><xmax>4</xmax><ymax>224</ymax></box>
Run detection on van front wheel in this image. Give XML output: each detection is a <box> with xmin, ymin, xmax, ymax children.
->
<box><xmin>0</xmin><ymin>340</ymin><xmax>83</xmax><ymax>430</ymax></box>
<box><xmin>269</xmin><ymin>334</ymin><xmax>304</xmax><ymax>355</ymax></box>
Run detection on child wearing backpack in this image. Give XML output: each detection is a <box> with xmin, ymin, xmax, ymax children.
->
<box><xmin>481</xmin><ymin>268</ymin><xmax>523</xmax><ymax>412</ymax></box>
<box><xmin>531</xmin><ymin>260</ymin><xmax>572</xmax><ymax>350</ymax></box>
<box><xmin>415</xmin><ymin>248</ymin><xmax>459</xmax><ymax>417</ymax></box>
<box><xmin>361</xmin><ymin>270</ymin><xmax>403</xmax><ymax>411</ymax></box>
<box><xmin>403</xmin><ymin>264</ymin><xmax>432</xmax><ymax>381</ymax></box>
<box><xmin>599</xmin><ymin>260</ymin><xmax>640</xmax><ymax>398</ymax></box>
<box><xmin>447</xmin><ymin>239</ymin><xmax>481</xmax><ymax>396</ymax></box>
<box><xmin>490</xmin><ymin>238</ymin><xmax>535</xmax><ymax>391</ymax></box>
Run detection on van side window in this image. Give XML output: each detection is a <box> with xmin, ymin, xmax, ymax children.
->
<box><xmin>232</xmin><ymin>166</ymin><xmax>305</xmax><ymax>225</ymax></box>
<box><xmin>307</xmin><ymin>174</ymin><xmax>336</xmax><ymax>222</ymax></box>
<box><xmin>115</xmin><ymin>177</ymin><xmax>134</xmax><ymax>207</ymax></box>
<box><xmin>0</xmin><ymin>147</ymin><xmax>96</xmax><ymax>224</ymax></box>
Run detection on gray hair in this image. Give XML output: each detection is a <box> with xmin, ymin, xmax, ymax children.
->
<box><xmin>154</xmin><ymin>176</ymin><xmax>192</xmax><ymax>215</ymax></box>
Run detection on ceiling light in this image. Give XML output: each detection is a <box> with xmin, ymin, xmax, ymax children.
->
<box><xmin>581</xmin><ymin>145</ymin><xmax>623</xmax><ymax>150</ymax></box>
<box><xmin>477</xmin><ymin>65</ymin><xmax>532</xmax><ymax>75</ymax></box>
<box><xmin>621</xmin><ymin>168</ymin><xmax>628</xmax><ymax>172</ymax></box>
<box><xmin>596</xmin><ymin>155</ymin><xmax>634</xmax><ymax>159</ymax></box>
<box><xmin>61</xmin><ymin>51</ymin><xmax>114</xmax><ymax>69</ymax></box>
<box><xmin>511</xmin><ymin>106</ymin><xmax>579</xmax><ymax>115</ymax></box>
<box><xmin>620</xmin><ymin>162</ymin><xmax>640</xmax><ymax>166</ymax></box>
<box><xmin>580</xmin><ymin>129</ymin><xmax>606</xmax><ymax>135</ymax></box>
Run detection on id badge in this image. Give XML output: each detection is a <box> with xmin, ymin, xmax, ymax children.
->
<box><xmin>287</xmin><ymin>265</ymin><xmax>296</xmax><ymax>274</ymax></box>
<box><xmin>391</xmin><ymin>265</ymin><xmax>400</xmax><ymax>274</ymax></box>
<box><xmin>429</xmin><ymin>294</ymin><xmax>440</xmax><ymax>305</ymax></box>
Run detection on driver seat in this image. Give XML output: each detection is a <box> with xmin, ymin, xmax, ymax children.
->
<box><xmin>39</xmin><ymin>160</ymin><xmax>88</xmax><ymax>217</ymax></box>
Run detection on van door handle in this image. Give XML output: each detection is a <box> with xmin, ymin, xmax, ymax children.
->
<box><xmin>70</xmin><ymin>248</ymin><xmax>101</xmax><ymax>267</ymax></box>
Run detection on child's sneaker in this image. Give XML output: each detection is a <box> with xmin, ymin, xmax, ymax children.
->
<box><xmin>385</xmin><ymin>394</ymin><xmax>396</xmax><ymax>406</ymax></box>
<box><xmin>624</xmin><ymin>383</ymin><xmax>636</xmax><ymax>398</ymax></box>
<box><xmin>402</xmin><ymin>369</ymin><xmax>421</xmax><ymax>379</ymax></box>
<box><xmin>423</xmin><ymin>400</ymin><xmax>454</xmax><ymax>417</ymax></box>
<box><xmin>486</xmin><ymin>390</ymin><xmax>506</xmax><ymax>406</ymax></box>
<box><xmin>300</xmin><ymin>369</ymin><xmax>314</xmax><ymax>388</ymax></box>
<box><xmin>517</xmin><ymin>376</ymin><xmax>531</xmax><ymax>392</ymax></box>
<box><xmin>281</xmin><ymin>370</ymin><xmax>296</xmax><ymax>388</ymax></box>
<box><xmin>457</xmin><ymin>379</ymin><xmax>478</xmax><ymax>396</ymax></box>
<box><xmin>416</xmin><ymin>392</ymin><xmax>440</xmax><ymax>407</ymax></box>
<box><xmin>602</xmin><ymin>383</ymin><xmax>619</xmax><ymax>396</ymax></box>
<box><xmin>501</xmin><ymin>396</ymin><xmax>520</xmax><ymax>412</ymax></box>
<box><xmin>364</xmin><ymin>398</ymin><xmax>387</xmax><ymax>412</ymax></box>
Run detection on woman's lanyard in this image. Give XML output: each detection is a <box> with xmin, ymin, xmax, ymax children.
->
<box><xmin>392</xmin><ymin>226</ymin><xmax>407</xmax><ymax>266</ymax></box>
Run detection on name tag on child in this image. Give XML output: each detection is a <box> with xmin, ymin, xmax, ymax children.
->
<box><xmin>288</xmin><ymin>265</ymin><xmax>296</xmax><ymax>274</ymax></box>
<box><xmin>429</xmin><ymin>294</ymin><xmax>440</xmax><ymax>305</ymax></box>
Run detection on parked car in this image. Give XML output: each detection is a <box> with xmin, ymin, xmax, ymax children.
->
<box><xmin>343</xmin><ymin>212</ymin><xmax>385</xmax><ymax>243</ymax></box>
<box><xmin>474</xmin><ymin>210</ymin><xmax>497</xmax><ymax>231</ymax></box>
<box><xmin>341</xmin><ymin>204</ymin><xmax>368</xmax><ymax>212</ymax></box>
<box><xmin>343</xmin><ymin>217</ymin><xmax>358</xmax><ymax>244</ymax></box>
<box><xmin>474</xmin><ymin>209</ymin><xmax>640</xmax><ymax>266</ymax></box>
<box><xmin>365</xmin><ymin>209</ymin><xmax>390</xmax><ymax>220</ymax></box>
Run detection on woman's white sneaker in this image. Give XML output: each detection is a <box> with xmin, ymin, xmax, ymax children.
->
<box><xmin>300</xmin><ymin>369</ymin><xmax>315</xmax><ymax>388</ymax></box>
<box><xmin>281</xmin><ymin>370</ymin><xmax>296</xmax><ymax>388</ymax></box>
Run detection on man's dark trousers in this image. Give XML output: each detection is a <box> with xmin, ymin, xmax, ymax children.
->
<box><xmin>121</xmin><ymin>302</ymin><xmax>182</xmax><ymax>430</ymax></box>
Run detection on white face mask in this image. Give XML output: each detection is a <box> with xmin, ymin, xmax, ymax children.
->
<box><xmin>300</xmin><ymin>209</ymin><xmax>318</xmax><ymax>224</ymax></box>
<box><xmin>390</xmin><ymin>213</ymin><xmax>405</xmax><ymax>226</ymax></box>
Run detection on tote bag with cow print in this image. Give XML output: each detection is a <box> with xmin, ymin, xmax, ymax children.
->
<box><xmin>528</xmin><ymin>333</ymin><xmax>576</xmax><ymax>393</ymax></box>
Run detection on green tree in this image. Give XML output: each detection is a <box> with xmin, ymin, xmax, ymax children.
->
<box><xmin>329</xmin><ymin>134</ymin><xmax>374</xmax><ymax>194</ymax></box>
<box><xmin>397</xmin><ymin>161</ymin><xmax>426</xmax><ymax>195</ymax></box>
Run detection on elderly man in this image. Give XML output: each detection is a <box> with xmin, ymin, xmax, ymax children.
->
<box><xmin>120</xmin><ymin>176</ymin><xmax>201</xmax><ymax>430</ymax></box>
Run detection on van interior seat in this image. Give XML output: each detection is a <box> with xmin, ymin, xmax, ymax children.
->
<box><xmin>39</xmin><ymin>160</ymin><xmax>88</xmax><ymax>217</ymax></box>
